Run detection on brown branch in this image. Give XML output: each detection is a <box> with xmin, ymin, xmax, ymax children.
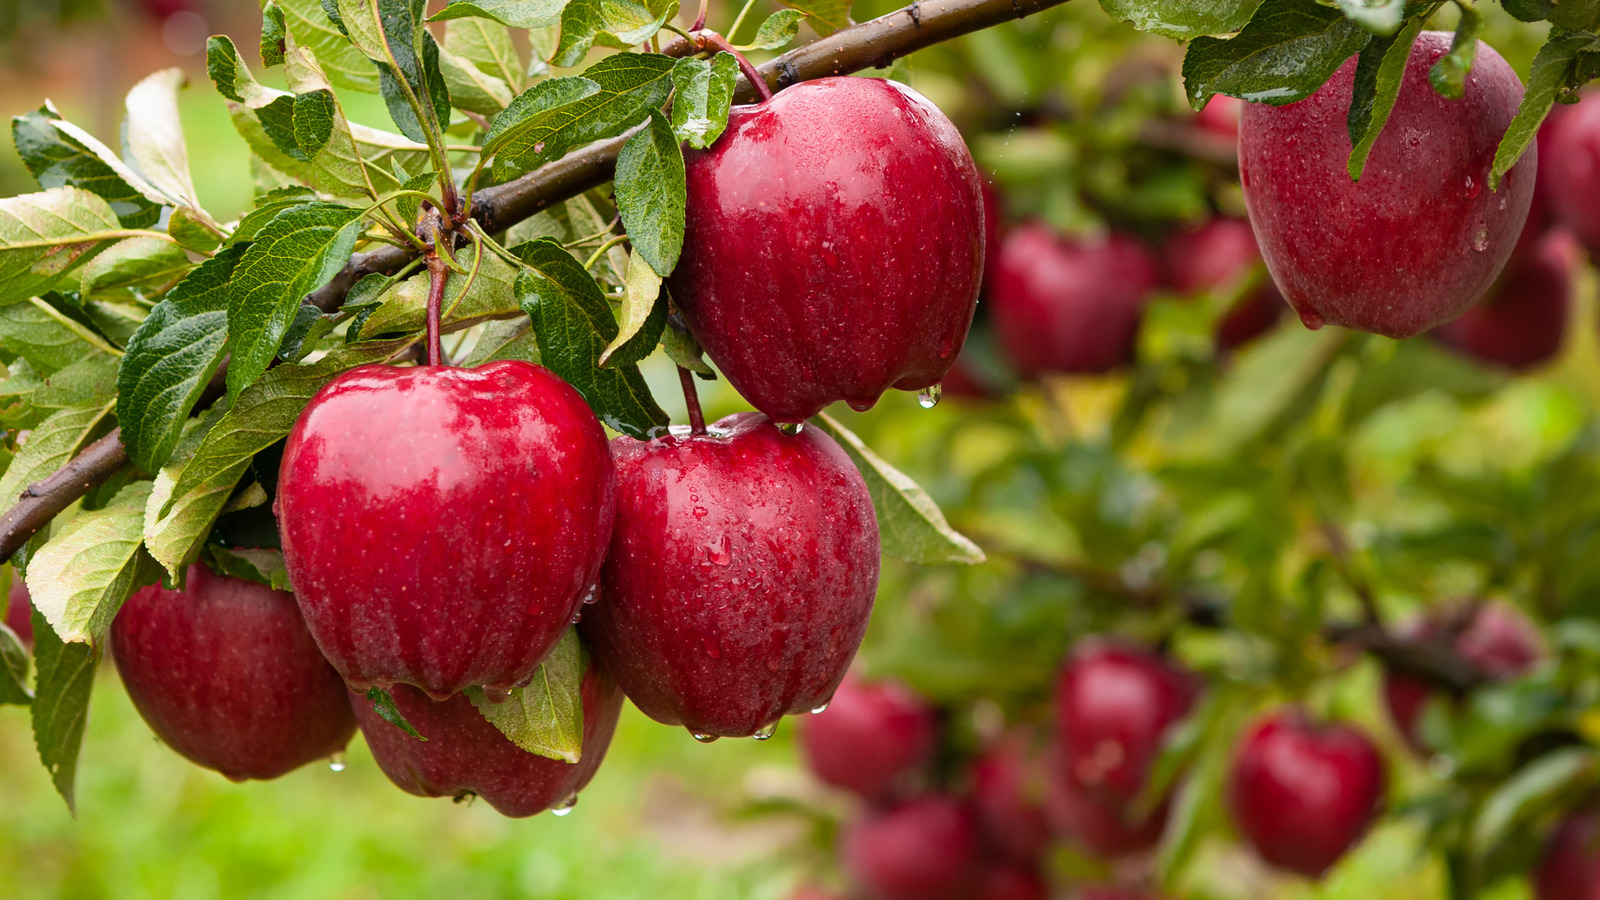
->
<box><xmin>0</xmin><ymin>430</ymin><xmax>129</xmax><ymax>562</ymax></box>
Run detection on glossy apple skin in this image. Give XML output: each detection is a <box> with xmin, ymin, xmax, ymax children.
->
<box><xmin>1384</xmin><ymin>601</ymin><xmax>1544</xmax><ymax>750</ymax></box>
<box><xmin>109</xmin><ymin>564</ymin><xmax>356</xmax><ymax>781</ymax></box>
<box><xmin>991</xmin><ymin>225</ymin><xmax>1159</xmax><ymax>376</ymax></box>
<box><xmin>841</xmin><ymin>796</ymin><xmax>986</xmax><ymax>900</ymax></box>
<box><xmin>798</xmin><ymin>676</ymin><xmax>937</xmax><ymax>799</ymax></box>
<box><xmin>1239</xmin><ymin>32</ymin><xmax>1535</xmax><ymax>338</ymax></box>
<box><xmin>1165</xmin><ymin>218</ymin><xmax>1286</xmax><ymax>350</ymax></box>
<box><xmin>1535</xmin><ymin>811</ymin><xmax>1600</xmax><ymax>900</ymax></box>
<box><xmin>1432</xmin><ymin>230</ymin><xmax>1577</xmax><ymax>371</ymax></box>
<box><xmin>670</xmin><ymin>77</ymin><xmax>984</xmax><ymax>422</ymax></box>
<box><xmin>972</xmin><ymin>734</ymin><xmax>1051</xmax><ymax>861</ymax></box>
<box><xmin>1226</xmin><ymin>711</ymin><xmax>1387</xmax><ymax>878</ymax></box>
<box><xmin>278</xmin><ymin>361</ymin><xmax>616</xmax><ymax>700</ymax></box>
<box><xmin>979</xmin><ymin>863</ymin><xmax>1049</xmax><ymax>900</ymax></box>
<box><xmin>1046</xmin><ymin>770</ymin><xmax>1170</xmax><ymax>858</ymax></box>
<box><xmin>1055</xmin><ymin>641</ymin><xmax>1200</xmax><ymax>805</ymax></box>
<box><xmin>581</xmin><ymin>413</ymin><xmax>878</xmax><ymax>737</ymax></box>
<box><xmin>1544</xmin><ymin>98</ymin><xmax>1600</xmax><ymax>256</ymax></box>
<box><xmin>4</xmin><ymin>577</ymin><xmax>32</xmax><ymax>647</ymax></box>
<box><xmin>351</xmin><ymin>649</ymin><xmax>623</xmax><ymax>818</ymax></box>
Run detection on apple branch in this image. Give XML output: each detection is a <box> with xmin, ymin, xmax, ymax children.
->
<box><xmin>0</xmin><ymin>0</ymin><xmax>1071</xmax><ymax>564</ymax></box>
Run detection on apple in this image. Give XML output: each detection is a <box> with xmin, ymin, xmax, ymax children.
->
<box><xmin>1055</xmin><ymin>640</ymin><xmax>1200</xmax><ymax>805</ymax></box>
<box><xmin>1226</xmin><ymin>710</ymin><xmax>1387</xmax><ymax>878</ymax></box>
<box><xmin>786</xmin><ymin>887</ymin><xmax>845</xmax><ymax>900</ymax></box>
<box><xmin>971</xmin><ymin>734</ymin><xmax>1051</xmax><ymax>861</ymax></box>
<box><xmin>1046</xmin><ymin>768</ymin><xmax>1170</xmax><ymax>858</ymax></box>
<box><xmin>980</xmin><ymin>862</ymin><xmax>1049</xmax><ymax>900</ymax></box>
<box><xmin>1534</xmin><ymin>811</ymin><xmax>1600</xmax><ymax>900</ymax></box>
<box><xmin>1165</xmin><ymin>218</ymin><xmax>1286</xmax><ymax>350</ymax></box>
<box><xmin>1239</xmin><ymin>32</ymin><xmax>1535</xmax><ymax>338</ymax></box>
<box><xmin>1196</xmin><ymin>94</ymin><xmax>1243</xmax><ymax>139</ymax></box>
<box><xmin>5</xmin><ymin>576</ymin><xmax>32</xmax><ymax>647</ymax></box>
<box><xmin>841</xmin><ymin>795</ymin><xmax>986</xmax><ymax>900</ymax></box>
<box><xmin>798</xmin><ymin>675</ymin><xmax>938</xmax><ymax>800</ymax></box>
<box><xmin>1543</xmin><ymin>97</ymin><xmax>1600</xmax><ymax>256</ymax></box>
<box><xmin>580</xmin><ymin>412</ymin><xmax>878</xmax><ymax>739</ymax></box>
<box><xmin>1384</xmin><ymin>601</ymin><xmax>1545</xmax><ymax>750</ymax></box>
<box><xmin>990</xmin><ymin>225</ymin><xmax>1160</xmax><ymax>376</ymax></box>
<box><xmin>109</xmin><ymin>563</ymin><xmax>356</xmax><ymax>781</ymax></box>
<box><xmin>669</xmin><ymin>77</ymin><xmax>984</xmax><ymax>422</ymax></box>
<box><xmin>1432</xmin><ymin>230</ymin><xmax>1577</xmax><ymax>371</ymax></box>
<box><xmin>277</xmin><ymin>361</ymin><xmax>615</xmax><ymax>700</ymax></box>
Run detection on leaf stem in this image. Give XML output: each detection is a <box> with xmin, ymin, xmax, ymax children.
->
<box><xmin>698</xmin><ymin>31</ymin><xmax>773</xmax><ymax>102</ymax></box>
<box><xmin>583</xmin><ymin>234</ymin><xmax>630</xmax><ymax>270</ymax></box>
<box><xmin>726</xmin><ymin>0</ymin><xmax>763</xmax><ymax>42</ymax></box>
<box><xmin>691</xmin><ymin>0</ymin><xmax>709</xmax><ymax>32</ymax></box>
<box><xmin>678</xmin><ymin>366</ymin><xmax>707</xmax><ymax>436</ymax></box>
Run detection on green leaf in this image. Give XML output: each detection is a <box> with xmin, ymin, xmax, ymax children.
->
<box><xmin>552</xmin><ymin>0</ymin><xmax>679</xmax><ymax>68</ymax></box>
<box><xmin>334</xmin><ymin>0</ymin><xmax>453</xmax><ymax>145</ymax></box>
<box><xmin>360</xmin><ymin>248</ymin><xmax>520</xmax><ymax>336</ymax></box>
<box><xmin>262</xmin><ymin>0</ymin><xmax>290</xmax><ymax>66</ymax></box>
<box><xmin>122</xmin><ymin>69</ymin><xmax>205</xmax><ymax>213</ymax></box>
<box><xmin>116</xmin><ymin>245</ymin><xmax>244</xmax><ymax>473</ymax></box>
<box><xmin>814</xmin><ymin>412</ymin><xmax>986</xmax><ymax>565</ymax></box>
<box><xmin>464</xmin><ymin>315</ymin><xmax>539</xmax><ymax>365</ymax></box>
<box><xmin>0</xmin><ymin>620</ymin><xmax>30</xmax><ymax>705</ymax></box>
<box><xmin>203</xmin><ymin>546</ymin><xmax>293</xmax><ymax>591</ymax></box>
<box><xmin>493</xmin><ymin>53</ymin><xmax>674</xmax><ymax>183</ymax></box>
<box><xmin>0</xmin><ymin>298</ymin><xmax>119</xmax><ymax>374</ymax></box>
<box><xmin>601</xmin><ymin>252</ymin><xmax>664</xmax><ymax>367</ymax></box>
<box><xmin>225</xmin><ymin>202</ymin><xmax>367</xmax><ymax>399</ymax></box>
<box><xmin>779</xmin><ymin>0</ymin><xmax>851</xmax><ymax>35</ymax></box>
<box><xmin>165</xmin><ymin>341</ymin><xmax>413</xmax><ymax>514</ymax></box>
<box><xmin>366</xmin><ymin>687</ymin><xmax>427</xmax><ymax>740</ymax></box>
<box><xmin>1099</xmin><ymin>0</ymin><xmax>1262</xmax><ymax>41</ymax></box>
<box><xmin>31</xmin><ymin>611</ymin><xmax>99</xmax><ymax>814</ymax></box>
<box><xmin>513</xmin><ymin>238</ymin><xmax>668</xmax><ymax>438</ymax></box>
<box><xmin>27</xmin><ymin>481</ymin><xmax>158</xmax><ymax>644</ymax></box>
<box><xmin>1428</xmin><ymin>4</ymin><xmax>1481</xmax><ymax>99</ymax></box>
<box><xmin>444</xmin><ymin>16</ymin><xmax>525</xmax><ymax>92</ymax></box>
<box><xmin>466</xmin><ymin>628</ymin><xmax>584</xmax><ymax>762</ymax></box>
<box><xmin>0</xmin><ymin>187</ymin><xmax>126</xmax><ymax>308</ymax></box>
<box><xmin>144</xmin><ymin>406</ymin><xmax>251</xmax><ymax>583</ymax></box>
<box><xmin>1492</xmin><ymin>30</ymin><xmax>1600</xmax><ymax>189</ymax></box>
<box><xmin>167</xmin><ymin>207</ymin><xmax>225</xmax><ymax>254</ymax></box>
<box><xmin>10</xmin><ymin>105</ymin><xmax>163</xmax><ymax>229</ymax></box>
<box><xmin>741</xmin><ymin>9</ymin><xmax>806</xmax><ymax>50</ymax></box>
<box><xmin>1502</xmin><ymin>0</ymin><xmax>1555</xmax><ymax>23</ymax></box>
<box><xmin>614</xmin><ymin>109</ymin><xmax>685</xmax><ymax>275</ymax></box>
<box><xmin>273</xmin><ymin>0</ymin><xmax>382</xmax><ymax>93</ymax></box>
<box><xmin>1472</xmin><ymin>747</ymin><xmax>1595</xmax><ymax>854</ymax></box>
<box><xmin>661</xmin><ymin>318</ymin><xmax>712</xmax><ymax>375</ymax></box>
<box><xmin>670</xmin><ymin>54</ymin><xmax>737</xmax><ymax>149</ymax></box>
<box><xmin>432</xmin><ymin>0</ymin><xmax>571</xmax><ymax>28</ymax></box>
<box><xmin>1334</xmin><ymin>0</ymin><xmax>1406</xmax><ymax>35</ymax></box>
<box><xmin>28</xmin><ymin>356</ymin><xmax>120</xmax><ymax>428</ymax></box>
<box><xmin>482</xmin><ymin>75</ymin><xmax>603</xmax><ymax>164</ymax></box>
<box><xmin>0</xmin><ymin>400</ymin><xmax>115</xmax><ymax>513</ymax></box>
<box><xmin>439</xmin><ymin>45</ymin><xmax>515</xmax><ymax>115</ymax></box>
<box><xmin>1346</xmin><ymin>18</ymin><xmax>1424</xmax><ymax>180</ymax></box>
<box><xmin>1182</xmin><ymin>0</ymin><xmax>1371</xmax><ymax>108</ymax></box>
<box><xmin>78</xmin><ymin>236</ymin><xmax>190</xmax><ymax>298</ymax></box>
<box><xmin>232</xmin><ymin>187</ymin><xmax>319</xmax><ymax>245</ymax></box>
<box><xmin>283</xmin><ymin>32</ymin><xmax>412</xmax><ymax>199</ymax></box>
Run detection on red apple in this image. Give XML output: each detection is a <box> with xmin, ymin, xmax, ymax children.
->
<box><xmin>990</xmin><ymin>225</ymin><xmax>1160</xmax><ymax>376</ymax></box>
<box><xmin>109</xmin><ymin>563</ymin><xmax>356</xmax><ymax>781</ymax></box>
<box><xmin>980</xmin><ymin>862</ymin><xmax>1049</xmax><ymax>900</ymax></box>
<box><xmin>1239</xmin><ymin>32</ymin><xmax>1535</xmax><ymax>338</ymax></box>
<box><xmin>277</xmin><ymin>361</ymin><xmax>615</xmax><ymax>700</ymax></box>
<box><xmin>1196</xmin><ymin>94</ymin><xmax>1243</xmax><ymax>139</ymax></box>
<box><xmin>1431</xmin><ymin>230</ymin><xmax>1577</xmax><ymax>371</ymax></box>
<box><xmin>786</xmin><ymin>887</ymin><xmax>845</xmax><ymax>900</ymax></box>
<box><xmin>1543</xmin><ymin>97</ymin><xmax>1600</xmax><ymax>256</ymax></box>
<box><xmin>1164</xmin><ymin>217</ymin><xmax>1286</xmax><ymax>350</ymax></box>
<box><xmin>798</xmin><ymin>676</ymin><xmax>938</xmax><ymax>799</ymax></box>
<box><xmin>4</xmin><ymin>576</ymin><xmax>32</xmax><ymax>647</ymax></box>
<box><xmin>1046</xmin><ymin>769</ymin><xmax>1170</xmax><ymax>858</ymax></box>
<box><xmin>1055</xmin><ymin>640</ymin><xmax>1200</xmax><ymax>805</ymax></box>
<box><xmin>351</xmin><ymin>646</ymin><xmax>623</xmax><ymax>818</ymax></box>
<box><xmin>581</xmin><ymin>412</ymin><xmax>878</xmax><ymax>738</ymax></box>
<box><xmin>670</xmin><ymin>77</ymin><xmax>984</xmax><ymax>422</ymax></box>
<box><xmin>1534</xmin><ymin>811</ymin><xmax>1600</xmax><ymax>900</ymax></box>
<box><xmin>841</xmin><ymin>796</ymin><xmax>986</xmax><ymax>900</ymax></box>
<box><xmin>1226</xmin><ymin>710</ymin><xmax>1387</xmax><ymax>878</ymax></box>
<box><xmin>971</xmin><ymin>734</ymin><xmax>1051</xmax><ymax>861</ymax></box>
<box><xmin>1384</xmin><ymin>601</ymin><xmax>1545</xmax><ymax>750</ymax></box>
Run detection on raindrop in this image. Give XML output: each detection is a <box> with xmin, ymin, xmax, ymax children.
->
<box><xmin>551</xmin><ymin>793</ymin><xmax>579</xmax><ymax>816</ymax></box>
<box><xmin>483</xmin><ymin>685</ymin><xmax>512</xmax><ymax>703</ymax></box>
<box><xmin>707</xmin><ymin>534</ymin><xmax>731</xmax><ymax>566</ymax></box>
<box><xmin>328</xmin><ymin>752</ymin><xmax>347</xmax><ymax>773</ymax></box>
<box><xmin>691</xmin><ymin>731</ymin><xmax>720</xmax><ymax>744</ymax></box>
<box><xmin>570</xmin><ymin>611</ymin><xmax>583</xmax><ymax>624</ymax></box>
<box><xmin>582</xmin><ymin>584</ymin><xmax>600</xmax><ymax>604</ymax></box>
<box><xmin>753</xmin><ymin>720</ymin><xmax>780</xmax><ymax>741</ymax></box>
<box><xmin>917</xmin><ymin>383</ymin><xmax>942</xmax><ymax>409</ymax></box>
<box><xmin>777</xmin><ymin>422</ymin><xmax>804</xmax><ymax>436</ymax></box>
<box><xmin>811</xmin><ymin>700</ymin><xmax>832</xmax><ymax>715</ymax></box>
<box><xmin>1464</xmin><ymin>175</ymin><xmax>1481</xmax><ymax>199</ymax></box>
<box><xmin>1472</xmin><ymin>222</ymin><xmax>1489</xmax><ymax>251</ymax></box>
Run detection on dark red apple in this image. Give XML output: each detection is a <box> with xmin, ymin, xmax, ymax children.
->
<box><xmin>1165</xmin><ymin>217</ymin><xmax>1286</xmax><ymax>350</ymax></box>
<box><xmin>1226</xmin><ymin>710</ymin><xmax>1386</xmax><ymax>878</ymax></box>
<box><xmin>1046</xmin><ymin>769</ymin><xmax>1170</xmax><ymax>858</ymax></box>
<box><xmin>990</xmin><ymin>225</ymin><xmax>1160</xmax><ymax>376</ymax></box>
<box><xmin>1196</xmin><ymin>94</ymin><xmax>1243</xmax><ymax>139</ymax></box>
<box><xmin>1432</xmin><ymin>230</ymin><xmax>1577</xmax><ymax>371</ymax></box>
<box><xmin>798</xmin><ymin>675</ymin><xmax>937</xmax><ymax>799</ymax></box>
<box><xmin>980</xmin><ymin>862</ymin><xmax>1049</xmax><ymax>900</ymax></box>
<box><xmin>971</xmin><ymin>734</ymin><xmax>1051</xmax><ymax>861</ymax></box>
<box><xmin>670</xmin><ymin>77</ymin><xmax>984</xmax><ymax>422</ymax></box>
<box><xmin>1534</xmin><ymin>810</ymin><xmax>1600</xmax><ymax>900</ymax></box>
<box><xmin>581</xmin><ymin>412</ymin><xmax>878</xmax><ymax>738</ymax></box>
<box><xmin>351</xmin><ymin>646</ymin><xmax>624</xmax><ymax>818</ymax></box>
<box><xmin>4</xmin><ymin>576</ymin><xmax>32</xmax><ymax>647</ymax></box>
<box><xmin>1543</xmin><ymin>97</ymin><xmax>1600</xmax><ymax>256</ymax></box>
<box><xmin>278</xmin><ymin>361</ymin><xmax>615</xmax><ymax>700</ymax></box>
<box><xmin>1384</xmin><ymin>601</ymin><xmax>1545</xmax><ymax>750</ymax></box>
<box><xmin>1239</xmin><ymin>32</ymin><xmax>1535</xmax><ymax>338</ymax></box>
<box><xmin>1055</xmin><ymin>640</ymin><xmax>1200</xmax><ymax>805</ymax></box>
<box><xmin>841</xmin><ymin>795</ymin><xmax>986</xmax><ymax>900</ymax></box>
<box><xmin>109</xmin><ymin>563</ymin><xmax>356</xmax><ymax>781</ymax></box>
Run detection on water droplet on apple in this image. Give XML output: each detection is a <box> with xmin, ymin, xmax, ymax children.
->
<box><xmin>583</xmin><ymin>584</ymin><xmax>600</xmax><ymax>604</ymax></box>
<box><xmin>1472</xmin><ymin>222</ymin><xmax>1489</xmax><ymax>251</ymax></box>
<box><xmin>811</xmin><ymin>701</ymin><xmax>831</xmax><ymax>714</ymax></box>
<box><xmin>691</xmin><ymin>730</ymin><xmax>720</xmax><ymax>743</ymax></box>
<box><xmin>1464</xmin><ymin>174</ymin><xmax>1480</xmax><ymax>199</ymax></box>
<box><xmin>753</xmin><ymin>720</ymin><xmax>780</xmax><ymax>741</ymax></box>
<box><xmin>917</xmin><ymin>383</ymin><xmax>942</xmax><ymax>408</ymax></box>
<box><xmin>482</xmin><ymin>685</ymin><xmax>512</xmax><ymax>703</ymax></box>
<box><xmin>551</xmin><ymin>793</ymin><xmax>579</xmax><ymax>816</ymax></box>
<box><xmin>328</xmin><ymin>752</ymin><xmax>346</xmax><ymax>772</ymax></box>
<box><xmin>707</xmin><ymin>535</ymin><xmax>731</xmax><ymax>566</ymax></box>
<box><xmin>693</xmin><ymin>505</ymin><xmax>709</xmax><ymax>518</ymax></box>
<box><xmin>700</xmin><ymin>635</ymin><xmax>722</xmax><ymax>659</ymax></box>
<box><xmin>777</xmin><ymin>422</ymin><xmax>803</xmax><ymax>435</ymax></box>
<box><xmin>570</xmin><ymin>611</ymin><xmax>583</xmax><ymax>624</ymax></box>
<box><xmin>846</xmin><ymin>398</ymin><xmax>875</xmax><ymax>412</ymax></box>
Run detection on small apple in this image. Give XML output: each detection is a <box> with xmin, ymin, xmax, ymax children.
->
<box><xmin>979</xmin><ymin>862</ymin><xmax>1049</xmax><ymax>900</ymax></box>
<box><xmin>1534</xmin><ymin>811</ymin><xmax>1600</xmax><ymax>900</ymax></box>
<box><xmin>971</xmin><ymin>734</ymin><xmax>1051</xmax><ymax>862</ymax></box>
<box><xmin>1431</xmin><ymin>230</ymin><xmax>1577</xmax><ymax>371</ymax></box>
<box><xmin>1046</xmin><ymin>768</ymin><xmax>1170</xmax><ymax>858</ymax></box>
<box><xmin>670</xmin><ymin>77</ymin><xmax>984</xmax><ymax>422</ymax></box>
<box><xmin>278</xmin><ymin>361</ymin><xmax>616</xmax><ymax>700</ymax></box>
<box><xmin>1239</xmin><ymin>32</ymin><xmax>1535</xmax><ymax>338</ymax></box>
<box><xmin>109</xmin><ymin>563</ymin><xmax>356</xmax><ymax>781</ymax></box>
<box><xmin>841</xmin><ymin>796</ymin><xmax>986</xmax><ymax>900</ymax></box>
<box><xmin>5</xmin><ymin>575</ymin><xmax>32</xmax><ymax>647</ymax></box>
<box><xmin>350</xmin><ymin>646</ymin><xmax>624</xmax><ymax>818</ymax></box>
<box><xmin>581</xmin><ymin>413</ymin><xmax>878</xmax><ymax>739</ymax></box>
<box><xmin>1164</xmin><ymin>218</ymin><xmax>1286</xmax><ymax>350</ymax></box>
<box><xmin>1226</xmin><ymin>710</ymin><xmax>1387</xmax><ymax>878</ymax></box>
<box><xmin>798</xmin><ymin>676</ymin><xmax>938</xmax><ymax>800</ymax></box>
<box><xmin>1384</xmin><ymin>601</ymin><xmax>1545</xmax><ymax>750</ymax></box>
<box><xmin>990</xmin><ymin>225</ymin><xmax>1160</xmax><ymax>376</ymax></box>
<box><xmin>1543</xmin><ymin>97</ymin><xmax>1600</xmax><ymax>256</ymax></box>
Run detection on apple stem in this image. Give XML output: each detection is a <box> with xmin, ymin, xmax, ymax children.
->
<box><xmin>699</xmin><ymin>32</ymin><xmax>773</xmax><ymax>103</ymax></box>
<box><xmin>690</xmin><ymin>0</ymin><xmax>708</xmax><ymax>32</ymax></box>
<box><xmin>678</xmin><ymin>366</ymin><xmax>708</xmax><ymax>435</ymax></box>
<box><xmin>425</xmin><ymin>252</ymin><xmax>449</xmax><ymax>367</ymax></box>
